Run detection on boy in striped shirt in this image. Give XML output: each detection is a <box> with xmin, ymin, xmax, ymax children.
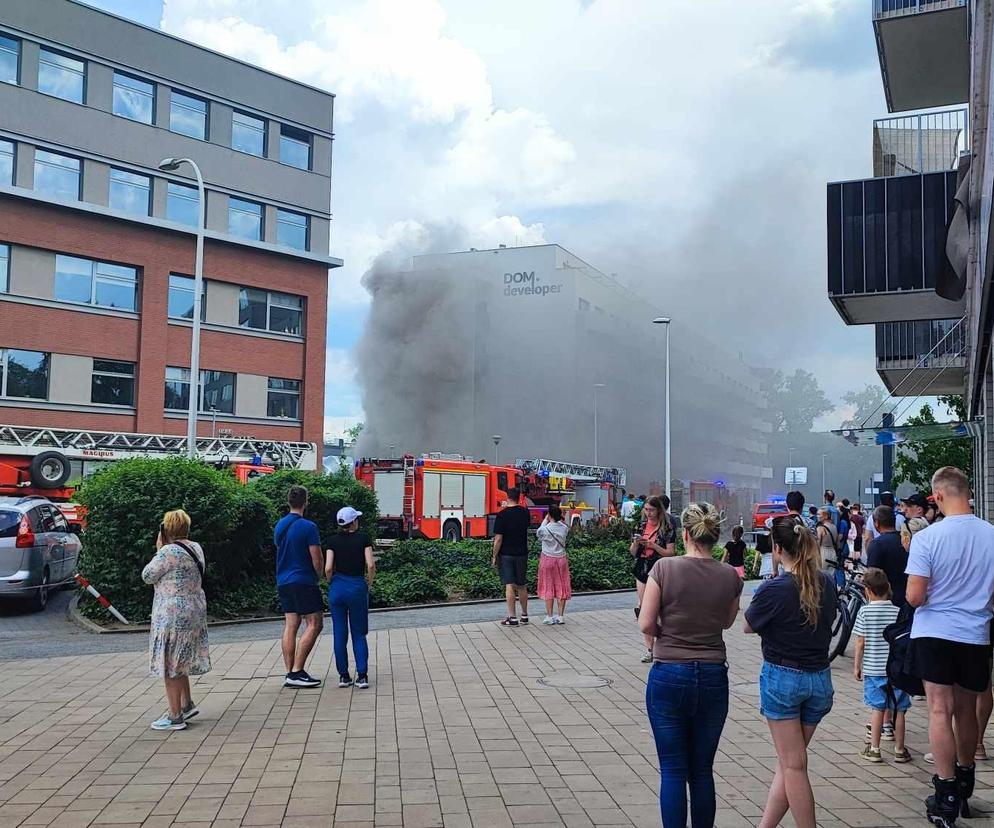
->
<box><xmin>854</xmin><ymin>567</ymin><xmax>913</xmax><ymax>763</ymax></box>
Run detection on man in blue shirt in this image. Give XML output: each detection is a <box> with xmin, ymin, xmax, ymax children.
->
<box><xmin>276</xmin><ymin>485</ymin><xmax>324</xmax><ymax>688</ymax></box>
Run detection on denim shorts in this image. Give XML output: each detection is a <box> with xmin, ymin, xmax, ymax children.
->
<box><xmin>863</xmin><ymin>675</ymin><xmax>910</xmax><ymax>712</ymax></box>
<box><xmin>759</xmin><ymin>662</ymin><xmax>834</xmax><ymax>724</ymax></box>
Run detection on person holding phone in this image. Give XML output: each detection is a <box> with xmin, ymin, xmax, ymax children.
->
<box><xmin>632</xmin><ymin>496</ymin><xmax>675</xmax><ymax>663</ymax></box>
<box><xmin>142</xmin><ymin>509</ymin><xmax>210</xmax><ymax>731</ymax></box>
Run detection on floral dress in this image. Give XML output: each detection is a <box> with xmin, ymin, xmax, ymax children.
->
<box><xmin>141</xmin><ymin>541</ymin><xmax>210</xmax><ymax>678</ymax></box>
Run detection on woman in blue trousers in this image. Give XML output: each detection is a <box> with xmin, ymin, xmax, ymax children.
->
<box><xmin>325</xmin><ymin>506</ymin><xmax>375</xmax><ymax>689</ymax></box>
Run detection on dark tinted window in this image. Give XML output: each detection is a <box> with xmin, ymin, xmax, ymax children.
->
<box><xmin>0</xmin><ymin>509</ymin><xmax>20</xmax><ymax>538</ymax></box>
<box><xmin>51</xmin><ymin>511</ymin><xmax>69</xmax><ymax>532</ymax></box>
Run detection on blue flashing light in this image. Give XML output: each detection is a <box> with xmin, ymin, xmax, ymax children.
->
<box><xmin>415</xmin><ymin>459</ymin><xmax>424</xmax><ymax>467</ymax></box>
<box><xmin>714</xmin><ymin>479</ymin><xmax>726</xmax><ymax>487</ymax></box>
<box><xmin>768</xmin><ymin>494</ymin><xmax>786</xmax><ymax>504</ymax></box>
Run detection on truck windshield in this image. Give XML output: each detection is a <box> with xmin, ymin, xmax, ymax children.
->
<box><xmin>0</xmin><ymin>510</ymin><xmax>20</xmax><ymax>538</ymax></box>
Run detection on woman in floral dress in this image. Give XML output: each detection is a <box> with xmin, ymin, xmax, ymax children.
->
<box><xmin>142</xmin><ymin>509</ymin><xmax>210</xmax><ymax>731</ymax></box>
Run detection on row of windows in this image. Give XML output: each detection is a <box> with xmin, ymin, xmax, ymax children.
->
<box><xmin>0</xmin><ymin>35</ymin><xmax>314</xmax><ymax>170</ymax></box>
<box><xmin>166</xmin><ymin>275</ymin><xmax>304</xmax><ymax>335</ymax></box>
<box><xmin>0</xmin><ymin>141</ymin><xmax>310</xmax><ymax>250</ymax></box>
<box><xmin>0</xmin><ymin>347</ymin><xmax>301</xmax><ymax>418</ymax></box>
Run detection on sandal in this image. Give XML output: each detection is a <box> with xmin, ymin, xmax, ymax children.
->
<box><xmin>520</xmin><ymin>615</ymin><xmax>529</xmax><ymax>624</ymax></box>
<box><xmin>500</xmin><ymin>616</ymin><xmax>519</xmax><ymax>626</ymax></box>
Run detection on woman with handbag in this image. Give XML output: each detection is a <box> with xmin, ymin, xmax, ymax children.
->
<box><xmin>142</xmin><ymin>509</ymin><xmax>210</xmax><ymax>731</ymax></box>
<box><xmin>632</xmin><ymin>495</ymin><xmax>675</xmax><ymax>663</ymax></box>
<box><xmin>537</xmin><ymin>505</ymin><xmax>571</xmax><ymax>624</ymax></box>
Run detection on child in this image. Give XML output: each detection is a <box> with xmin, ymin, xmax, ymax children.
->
<box><xmin>853</xmin><ymin>567</ymin><xmax>912</xmax><ymax>763</ymax></box>
<box><xmin>721</xmin><ymin>525</ymin><xmax>747</xmax><ymax>579</ymax></box>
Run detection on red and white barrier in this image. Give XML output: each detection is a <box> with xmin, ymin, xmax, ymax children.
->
<box><xmin>74</xmin><ymin>573</ymin><xmax>130</xmax><ymax>625</ymax></box>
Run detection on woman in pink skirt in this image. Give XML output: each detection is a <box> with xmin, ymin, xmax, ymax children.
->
<box><xmin>537</xmin><ymin>505</ymin><xmax>571</xmax><ymax>624</ymax></box>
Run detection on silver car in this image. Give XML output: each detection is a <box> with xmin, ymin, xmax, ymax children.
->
<box><xmin>0</xmin><ymin>496</ymin><xmax>82</xmax><ymax>611</ymax></box>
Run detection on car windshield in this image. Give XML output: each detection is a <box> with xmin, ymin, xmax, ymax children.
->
<box><xmin>758</xmin><ymin>504</ymin><xmax>785</xmax><ymax>513</ymax></box>
<box><xmin>0</xmin><ymin>510</ymin><xmax>20</xmax><ymax>538</ymax></box>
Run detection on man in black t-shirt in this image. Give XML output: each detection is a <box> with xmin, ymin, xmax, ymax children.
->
<box><xmin>865</xmin><ymin>506</ymin><xmax>907</xmax><ymax>607</ymax></box>
<box><xmin>492</xmin><ymin>487</ymin><xmax>531</xmax><ymax>626</ymax></box>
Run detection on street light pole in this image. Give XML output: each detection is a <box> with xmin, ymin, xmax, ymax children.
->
<box><xmin>492</xmin><ymin>434</ymin><xmax>502</xmax><ymax>466</ymax></box>
<box><xmin>788</xmin><ymin>447</ymin><xmax>795</xmax><ymax>487</ymax></box>
<box><xmin>159</xmin><ymin>157</ymin><xmax>205</xmax><ymax>459</ymax></box>
<box><xmin>593</xmin><ymin>383</ymin><xmax>606</xmax><ymax>466</ymax></box>
<box><xmin>652</xmin><ymin>318</ymin><xmax>671</xmax><ymax>499</ymax></box>
<box><xmin>821</xmin><ymin>454</ymin><xmax>827</xmax><ymax>495</ymax></box>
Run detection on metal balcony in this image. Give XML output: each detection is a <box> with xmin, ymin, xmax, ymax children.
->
<box><xmin>873</xmin><ymin>0</ymin><xmax>969</xmax><ymax>112</ymax></box>
<box><xmin>827</xmin><ymin>169</ymin><xmax>965</xmax><ymax>324</ymax></box>
<box><xmin>875</xmin><ymin>318</ymin><xmax>966</xmax><ymax>395</ymax></box>
<box><xmin>873</xmin><ymin>108</ymin><xmax>968</xmax><ymax>177</ymax></box>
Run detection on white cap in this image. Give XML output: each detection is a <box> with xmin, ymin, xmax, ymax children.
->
<box><xmin>337</xmin><ymin>506</ymin><xmax>362</xmax><ymax>526</ymax></box>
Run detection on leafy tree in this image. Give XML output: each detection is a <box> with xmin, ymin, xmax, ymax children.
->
<box><xmin>760</xmin><ymin>368</ymin><xmax>833</xmax><ymax>434</ymax></box>
<box><xmin>842</xmin><ymin>384</ymin><xmax>889</xmax><ymax>427</ymax></box>
<box><xmin>892</xmin><ymin>396</ymin><xmax>973</xmax><ymax>491</ymax></box>
<box><xmin>345</xmin><ymin>421</ymin><xmax>364</xmax><ymax>444</ymax></box>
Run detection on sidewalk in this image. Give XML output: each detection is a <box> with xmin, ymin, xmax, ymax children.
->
<box><xmin>0</xmin><ymin>607</ymin><xmax>989</xmax><ymax>827</ymax></box>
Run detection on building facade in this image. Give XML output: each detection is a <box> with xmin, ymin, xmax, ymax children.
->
<box><xmin>0</xmin><ymin>0</ymin><xmax>339</xmax><ymax>467</ymax></box>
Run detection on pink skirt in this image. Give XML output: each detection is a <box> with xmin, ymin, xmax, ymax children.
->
<box><xmin>537</xmin><ymin>555</ymin><xmax>572</xmax><ymax>600</ymax></box>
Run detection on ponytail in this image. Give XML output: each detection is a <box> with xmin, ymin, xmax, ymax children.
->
<box><xmin>770</xmin><ymin>515</ymin><xmax>823</xmax><ymax>626</ymax></box>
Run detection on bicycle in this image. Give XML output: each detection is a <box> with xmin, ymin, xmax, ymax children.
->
<box><xmin>828</xmin><ymin>559</ymin><xmax>867</xmax><ymax>662</ymax></box>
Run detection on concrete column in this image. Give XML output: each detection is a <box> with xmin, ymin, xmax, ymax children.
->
<box><xmin>234</xmin><ymin>373</ymin><xmax>268</xmax><ymax>418</ymax></box>
<box><xmin>154</xmin><ymin>85</ymin><xmax>171</xmax><ymax>128</ymax></box>
<box><xmin>82</xmin><ymin>159</ymin><xmax>109</xmax><ymax>206</ymax></box>
<box><xmin>135</xmin><ymin>263</ymin><xmax>169</xmax><ymax>434</ymax></box>
<box><xmin>310</xmin><ymin>217</ymin><xmax>330</xmax><ymax>256</ymax></box>
<box><xmin>151</xmin><ymin>176</ymin><xmax>168</xmax><ymax>219</ymax></box>
<box><xmin>19</xmin><ymin>41</ymin><xmax>38</xmax><ymax>92</ymax></box>
<box><xmin>206</xmin><ymin>190</ymin><xmax>227</xmax><ymax>234</ymax></box>
<box><xmin>263</xmin><ymin>204</ymin><xmax>278</xmax><ymax>244</ymax></box>
<box><xmin>266</xmin><ymin>120</ymin><xmax>281</xmax><ymax>162</ymax></box>
<box><xmin>210</xmin><ymin>102</ymin><xmax>233</xmax><ymax>149</ymax></box>
<box><xmin>86</xmin><ymin>62</ymin><xmax>113</xmax><ymax>111</ymax></box>
<box><xmin>311</xmin><ymin>135</ymin><xmax>332</xmax><ymax>177</ymax></box>
<box><xmin>14</xmin><ymin>143</ymin><xmax>33</xmax><ymax>189</ymax></box>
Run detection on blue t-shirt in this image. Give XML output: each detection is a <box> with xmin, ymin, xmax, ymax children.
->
<box><xmin>275</xmin><ymin>513</ymin><xmax>321</xmax><ymax>587</ymax></box>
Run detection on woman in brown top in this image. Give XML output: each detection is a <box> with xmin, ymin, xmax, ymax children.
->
<box><xmin>638</xmin><ymin>502</ymin><xmax>743</xmax><ymax>828</ymax></box>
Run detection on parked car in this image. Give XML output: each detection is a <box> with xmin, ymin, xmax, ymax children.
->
<box><xmin>0</xmin><ymin>496</ymin><xmax>82</xmax><ymax>611</ymax></box>
<box><xmin>751</xmin><ymin>501</ymin><xmax>790</xmax><ymax>532</ymax></box>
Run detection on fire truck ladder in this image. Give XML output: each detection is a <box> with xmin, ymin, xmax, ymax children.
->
<box><xmin>0</xmin><ymin>425</ymin><xmax>319</xmax><ymax>469</ymax></box>
<box><xmin>402</xmin><ymin>455</ymin><xmax>416</xmax><ymax>518</ymax></box>
<box><xmin>515</xmin><ymin>458</ymin><xmax>627</xmax><ymax>487</ymax></box>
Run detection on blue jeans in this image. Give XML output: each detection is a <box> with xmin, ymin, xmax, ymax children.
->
<box><xmin>645</xmin><ymin>662</ymin><xmax>729</xmax><ymax>828</ymax></box>
<box><xmin>328</xmin><ymin>575</ymin><xmax>369</xmax><ymax>676</ymax></box>
<box><xmin>759</xmin><ymin>662</ymin><xmax>834</xmax><ymax>724</ymax></box>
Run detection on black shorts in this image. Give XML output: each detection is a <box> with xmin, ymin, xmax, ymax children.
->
<box><xmin>277</xmin><ymin>582</ymin><xmax>324</xmax><ymax>616</ymax></box>
<box><xmin>498</xmin><ymin>554</ymin><xmax>527</xmax><ymax>587</ymax></box>
<box><xmin>908</xmin><ymin>636</ymin><xmax>992</xmax><ymax>693</ymax></box>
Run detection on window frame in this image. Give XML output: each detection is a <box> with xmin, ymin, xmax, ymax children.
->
<box><xmin>267</xmin><ymin>377</ymin><xmax>301</xmax><ymax>419</ymax></box>
<box><xmin>169</xmin><ymin>90</ymin><xmax>209</xmax><ymax>140</ymax></box>
<box><xmin>228</xmin><ymin>197</ymin><xmax>263</xmax><ymax>241</ymax></box>
<box><xmin>111</xmin><ymin>71</ymin><xmax>155</xmax><ymax>124</ymax></box>
<box><xmin>108</xmin><ymin>167</ymin><xmax>152</xmax><ymax>216</ymax></box>
<box><xmin>167</xmin><ymin>273</ymin><xmax>207</xmax><ymax>321</ymax></box>
<box><xmin>231</xmin><ymin>110</ymin><xmax>267</xmax><ymax>157</ymax></box>
<box><xmin>239</xmin><ymin>288</ymin><xmax>304</xmax><ymax>336</ymax></box>
<box><xmin>0</xmin><ymin>244</ymin><xmax>8</xmax><ymax>294</ymax></box>
<box><xmin>37</xmin><ymin>48</ymin><xmax>85</xmax><ymax>104</ymax></box>
<box><xmin>54</xmin><ymin>254</ymin><xmax>138</xmax><ymax>312</ymax></box>
<box><xmin>0</xmin><ymin>34</ymin><xmax>19</xmax><ymax>86</ymax></box>
<box><xmin>0</xmin><ymin>139</ymin><xmax>13</xmax><ymax>186</ymax></box>
<box><xmin>279</xmin><ymin>125</ymin><xmax>311</xmax><ymax>170</ymax></box>
<box><xmin>276</xmin><ymin>208</ymin><xmax>309</xmax><ymax>251</ymax></box>
<box><xmin>0</xmin><ymin>348</ymin><xmax>49</xmax><ymax>400</ymax></box>
<box><xmin>165</xmin><ymin>181</ymin><xmax>200</xmax><ymax>227</ymax></box>
<box><xmin>164</xmin><ymin>367</ymin><xmax>235</xmax><ymax>414</ymax></box>
<box><xmin>33</xmin><ymin>149</ymin><xmax>81</xmax><ymax>201</ymax></box>
<box><xmin>90</xmin><ymin>359</ymin><xmax>135</xmax><ymax>407</ymax></box>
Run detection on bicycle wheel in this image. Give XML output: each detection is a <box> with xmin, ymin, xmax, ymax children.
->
<box><xmin>829</xmin><ymin>600</ymin><xmax>852</xmax><ymax>662</ymax></box>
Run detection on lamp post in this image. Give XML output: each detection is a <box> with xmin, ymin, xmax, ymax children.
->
<box><xmin>787</xmin><ymin>447</ymin><xmax>795</xmax><ymax>487</ymax></box>
<box><xmin>821</xmin><ymin>454</ymin><xmax>827</xmax><ymax>496</ymax></box>
<box><xmin>652</xmin><ymin>317</ymin><xmax>671</xmax><ymax>499</ymax></box>
<box><xmin>492</xmin><ymin>435</ymin><xmax>502</xmax><ymax>466</ymax></box>
<box><xmin>158</xmin><ymin>157</ymin><xmax>205</xmax><ymax>459</ymax></box>
<box><xmin>593</xmin><ymin>383</ymin><xmax>606</xmax><ymax>465</ymax></box>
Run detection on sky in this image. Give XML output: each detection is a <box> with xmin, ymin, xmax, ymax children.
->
<box><xmin>90</xmin><ymin>0</ymin><xmax>889</xmax><ymax>438</ymax></box>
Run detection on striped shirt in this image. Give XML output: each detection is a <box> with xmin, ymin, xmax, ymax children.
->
<box><xmin>853</xmin><ymin>600</ymin><xmax>900</xmax><ymax>676</ymax></box>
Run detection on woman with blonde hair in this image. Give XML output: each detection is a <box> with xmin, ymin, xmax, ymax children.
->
<box><xmin>744</xmin><ymin>514</ymin><xmax>838</xmax><ymax>828</ymax></box>
<box><xmin>639</xmin><ymin>502</ymin><xmax>742</xmax><ymax>827</ymax></box>
<box><xmin>142</xmin><ymin>509</ymin><xmax>210</xmax><ymax>731</ymax></box>
<box><xmin>631</xmin><ymin>495</ymin><xmax>676</xmax><ymax>662</ymax></box>
<box><xmin>900</xmin><ymin>516</ymin><xmax>930</xmax><ymax>551</ymax></box>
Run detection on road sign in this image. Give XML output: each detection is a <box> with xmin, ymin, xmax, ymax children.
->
<box><xmin>785</xmin><ymin>467</ymin><xmax>808</xmax><ymax>485</ymax></box>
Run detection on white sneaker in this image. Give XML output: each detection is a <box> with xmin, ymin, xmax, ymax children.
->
<box><xmin>924</xmin><ymin>752</ymin><xmax>935</xmax><ymax>764</ymax></box>
<box><xmin>150</xmin><ymin>713</ymin><xmax>186</xmax><ymax>731</ymax></box>
<box><xmin>553</xmin><ymin>615</ymin><xmax>564</xmax><ymax>624</ymax></box>
<box><xmin>641</xmin><ymin>649</ymin><xmax>653</xmax><ymax>664</ymax></box>
<box><xmin>542</xmin><ymin>616</ymin><xmax>556</xmax><ymax>625</ymax></box>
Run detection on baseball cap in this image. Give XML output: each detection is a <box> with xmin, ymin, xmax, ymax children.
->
<box><xmin>337</xmin><ymin>506</ymin><xmax>363</xmax><ymax>525</ymax></box>
<box><xmin>902</xmin><ymin>493</ymin><xmax>930</xmax><ymax>510</ymax></box>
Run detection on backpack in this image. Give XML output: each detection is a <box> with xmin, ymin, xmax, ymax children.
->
<box><xmin>883</xmin><ymin>607</ymin><xmax>924</xmax><ymax>713</ymax></box>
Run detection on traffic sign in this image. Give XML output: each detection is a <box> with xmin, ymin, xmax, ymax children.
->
<box><xmin>785</xmin><ymin>467</ymin><xmax>808</xmax><ymax>485</ymax></box>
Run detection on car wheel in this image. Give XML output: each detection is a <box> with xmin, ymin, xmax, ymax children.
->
<box><xmin>442</xmin><ymin>520</ymin><xmax>462</xmax><ymax>542</ymax></box>
<box><xmin>30</xmin><ymin>569</ymin><xmax>49</xmax><ymax>612</ymax></box>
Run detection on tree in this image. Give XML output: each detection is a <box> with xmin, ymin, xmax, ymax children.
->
<box><xmin>842</xmin><ymin>384</ymin><xmax>889</xmax><ymax>427</ymax></box>
<box><xmin>760</xmin><ymin>368</ymin><xmax>833</xmax><ymax>434</ymax></box>
<box><xmin>892</xmin><ymin>396</ymin><xmax>973</xmax><ymax>491</ymax></box>
<box><xmin>345</xmin><ymin>421</ymin><xmax>364</xmax><ymax>444</ymax></box>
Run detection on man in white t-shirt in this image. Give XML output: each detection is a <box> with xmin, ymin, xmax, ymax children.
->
<box><xmin>620</xmin><ymin>494</ymin><xmax>637</xmax><ymax>521</ymax></box>
<box><xmin>906</xmin><ymin>466</ymin><xmax>994</xmax><ymax>823</ymax></box>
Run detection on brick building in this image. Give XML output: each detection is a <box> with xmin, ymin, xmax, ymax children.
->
<box><xmin>0</xmin><ymin>0</ymin><xmax>340</xmax><ymax>470</ymax></box>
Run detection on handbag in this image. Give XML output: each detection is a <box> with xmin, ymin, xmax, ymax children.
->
<box><xmin>173</xmin><ymin>539</ymin><xmax>205</xmax><ymax>580</ymax></box>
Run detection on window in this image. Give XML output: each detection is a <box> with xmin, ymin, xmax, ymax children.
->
<box><xmin>54</xmin><ymin>255</ymin><xmax>138</xmax><ymax>311</ymax></box>
<box><xmin>228</xmin><ymin>198</ymin><xmax>262</xmax><ymax>240</ymax></box>
<box><xmin>91</xmin><ymin>360</ymin><xmax>134</xmax><ymax>406</ymax></box>
<box><xmin>166</xmin><ymin>181</ymin><xmax>199</xmax><ymax>226</ymax></box>
<box><xmin>167</xmin><ymin>274</ymin><xmax>207</xmax><ymax>320</ymax></box>
<box><xmin>239</xmin><ymin>288</ymin><xmax>303</xmax><ymax>335</ymax></box>
<box><xmin>276</xmin><ymin>209</ymin><xmax>308</xmax><ymax>250</ymax></box>
<box><xmin>170</xmin><ymin>91</ymin><xmax>207</xmax><ymax>140</ymax></box>
<box><xmin>0</xmin><ymin>244</ymin><xmax>8</xmax><ymax>293</ymax></box>
<box><xmin>164</xmin><ymin>366</ymin><xmax>190</xmax><ymax>411</ymax></box>
<box><xmin>280</xmin><ymin>126</ymin><xmax>311</xmax><ymax>170</ymax></box>
<box><xmin>38</xmin><ymin>49</ymin><xmax>84</xmax><ymax>103</ymax></box>
<box><xmin>232</xmin><ymin>111</ymin><xmax>266</xmax><ymax>156</ymax></box>
<box><xmin>1</xmin><ymin>349</ymin><xmax>48</xmax><ymax>399</ymax></box>
<box><xmin>112</xmin><ymin>72</ymin><xmax>154</xmax><ymax>124</ymax></box>
<box><xmin>109</xmin><ymin>168</ymin><xmax>151</xmax><ymax>216</ymax></box>
<box><xmin>164</xmin><ymin>367</ymin><xmax>234</xmax><ymax>414</ymax></box>
<box><xmin>0</xmin><ymin>35</ymin><xmax>18</xmax><ymax>85</ymax></box>
<box><xmin>33</xmin><ymin>150</ymin><xmax>80</xmax><ymax>201</ymax></box>
<box><xmin>0</xmin><ymin>140</ymin><xmax>12</xmax><ymax>186</ymax></box>
<box><xmin>267</xmin><ymin>378</ymin><xmax>300</xmax><ymax>419</ymax></box>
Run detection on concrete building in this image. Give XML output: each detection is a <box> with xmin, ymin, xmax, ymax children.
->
<box><xmin>361</xmin><ymin>244</ymin><xmax>773</xmax><ymax>499</ymax></box>
<box><xmin>0</xmin><ymin>0</ymin><xmax>339</xmax><ymax>466</ymax></box>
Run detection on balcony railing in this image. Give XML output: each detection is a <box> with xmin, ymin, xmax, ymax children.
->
<box><xmin>873</xmin><ymin>108</ymin><xmax>968</xmax><ymax>177</ymax></box>
<box><xmin>874</xmin><ymin>0</ymin><xmax>965</xmax><ymax>20</ymax></box>
<box><xmin>876</xmin><ymin>318</ymin><xmax>965</xmax><ymax>365</ymax></box>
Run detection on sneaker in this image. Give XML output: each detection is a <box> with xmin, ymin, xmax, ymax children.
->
<box><xmin>553</xmin><ymin>615</ymin><xmax>565</xmax><ymax>624</ymax></box>
<box><xmin>894</xmin><ymin>747</ymin><xmax>913</xmax><ymax>764</ymax></box>
<box><xmin>542</xmin><ymin>616</ymin><xmax>556</xmax><ymax>625</ymax></box>
<box><xmin>355</xmin><ymin>673</ymin><xmax>369</xmax><ymax>689</ymax></box>
<box><xmin>284</xmin><ymin>670</ymin><xmax>322</xmax><ymax>688</ymax></box>
<box><xmin>925</xmin><ymin>752</ymin><xmax>935</xmax><ymax>765</ymax></box>
<box><xmin>520</xmin><ymin>615</ymin><xmax>530</xmax><ymax>624</ymax></box>
<box><xmin>181</xmin><ymin>701</ymin><xmax>199</xmax><ymax>721</ymax></box>
<box><xmin>338</xmin><ymin>674</ymin><xmax>353</xmax><ymax>688</ymax></box>
<box><xmin>859</xmin><ymin>745</ymin><xmax>882</xmax><ymax>763</ymax></box>
<box><xmin>500</xmin><ymin>616</ymin><xmax>519</xmax><ymax>626</ymax></box>
<box><xmin>881</xmin><ymin>722</ymin><xmax>895</xmax><ymax>741</ymax></box>
<box><xmin>150</xmin><ymin>713</ymin><xmax>186</xmax><ymax>731</ymax></box>
<box><xmin>641</xmin><ymin>649</ymin><xmax>653</xmax><ymax>664</ymax></box>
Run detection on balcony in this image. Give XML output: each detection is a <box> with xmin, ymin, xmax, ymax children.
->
<box><xmin>873</xmin><ymin>0</ymin><xmax>969</xmax><ymax>113</ymax></box>
<box><xmin>827</xmin><ymin>169</ymin><xmax>966</xmax><ymax>324</ymax></box>
<box><xmin>875</xmin><ymin>318</ymin><xmax>966</xmax><ymax>395</ymax></box>
<box><xmin>873</xmin><ymin>108</ymin><xmax>968</xmax><ymax>176</ymax></box>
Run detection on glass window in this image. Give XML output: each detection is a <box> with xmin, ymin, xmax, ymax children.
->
<box><xmin>91</xmin><ymin>360</ymin><xmax>134</xmax><ymax>406</ymax></box>
<box><xmin>228</xmin><ymin>198</ymin><xmax>262</xmax><ymax>240</ymax></box>
<box><xmin>232</xmin><ymin>111</ymin><xmax>266</xmax><ymax>156</ymax></box>
<box><xmin>280</xmin><ymin>126</ymin><xmax>311</xmax><ymax>170</ymax></box>
<box><xmin>0</xmin><ymin>140</ymin><xmax>12</xmax><ymax>186</ymax></box>
<box><xmin>165</xmin><ymin>367</ymin><xmax>234</xmax><ymax>413</ymax></box>
<box><xmin>269</xmin><ymin>292</ymin><xmax>303</xmax><ymax>335</ymax></box>
<box><xmin>3</xmin><ymin>349</ymin><xmax>48</xmax><ymax>399</ymax></box>
<box><xmin>267</xmin><ymin>377</ymin><xmax>300</xmax><ymax>419</ymax></box>
<box><xmin>112</xmin><ymin>72</ymin><xmax>154</xmax><ymax>124</ymax></box>
<box><xmin>33</xmin><ymin>150</ymin><xmax>80</xmax><ymax>201</ymax></box>
<box><xmin>54</xmin><ymin>254</ymin><xmax>137</xmax><ymax>311</ymax></box>
<box><xmin>276</xmin><ymin>209</ymin><xmax>308</xmax><ymax>250</ymax></box>
<box><xmin>109</xmin><ymin>168</ymin><xmax>151</xmax><ymax>216</ymax></box>
<box><xmin>38</xmin><ymin>49</ymin><xmax>84</xmax><ymax>103</ymax></box>
<box><xmin>0</xmin><ymin>35</ymin><xmax>18</xmax><ymax>85</ymax></box>
<box><xmin>0</xmin><ymin>244</ymin><xmax>8</xmax><ymax>293</ymax></box>
<box><xmin>170</xmin><ymin>91</ymin><xmax>207</xmax><ymax>140</ymax></box>
<box><xmin>167</xmin><ymin>274</ymin><xmax>206</xmax><ymax>320</ymax></box>
<box><xmin>164</xmin><ymin>366</ymin><xmax>190</xmax><ymax>411</ymax></box>
<box><xmin>166</xmin><ymin>181</ymin><xmax>199</xmax><ymax>226</ymax></box>
<box><xmin>238</xmin><ymin>287</ymin><xmax>267</xmax><ymax>330</ymax></box>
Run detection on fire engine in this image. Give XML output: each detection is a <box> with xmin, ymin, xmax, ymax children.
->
<box><xmin>516</xmin><ymin>458</ymin><xmax>626</xmax><ymax>525</ymax></box>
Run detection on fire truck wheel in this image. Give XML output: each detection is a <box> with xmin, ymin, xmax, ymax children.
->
<box><xmin>442</xmin><ymin>520</ymin><xmax>462</xmax><ymax>542</ymax></box>
<box><xmin>30</xmin><ymin>451</ymin><xmax>72</xmax><ymax>489</ymax></box>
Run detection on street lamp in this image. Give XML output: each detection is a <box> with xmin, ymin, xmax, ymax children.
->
<box><xmin>159</xmin><ymin>157</ymin><xmax>205</xmax><ymax>459</ymax></box>
<box><xmin>787</xmin><ymin>447</ymin><xmax>796</xmax><ymax>487</ymax></box>
<box><xmin>821</xmin><ymin>454</ymin><xmax>827</xmax><ymax>495</ymax></box>
<box><xmin>652</xmin><ymin>317</ymin><xmax>671</xmax><ymax>499</ymax></box>
<box><xmin>593</xmin><ymin>383</ymin><xmax>606</xmax><ymax>465</ymax></box>
<box><xmin>492</xmin><ymin>435</ymin><xmax>502</xmax><ymax>466</ymax></box>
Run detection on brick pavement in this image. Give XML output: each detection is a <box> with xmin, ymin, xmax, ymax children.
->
<box><xmin>0</xmin><ymin>607</ymin><xmax>991</xmax><ymax>828</ymax></box>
